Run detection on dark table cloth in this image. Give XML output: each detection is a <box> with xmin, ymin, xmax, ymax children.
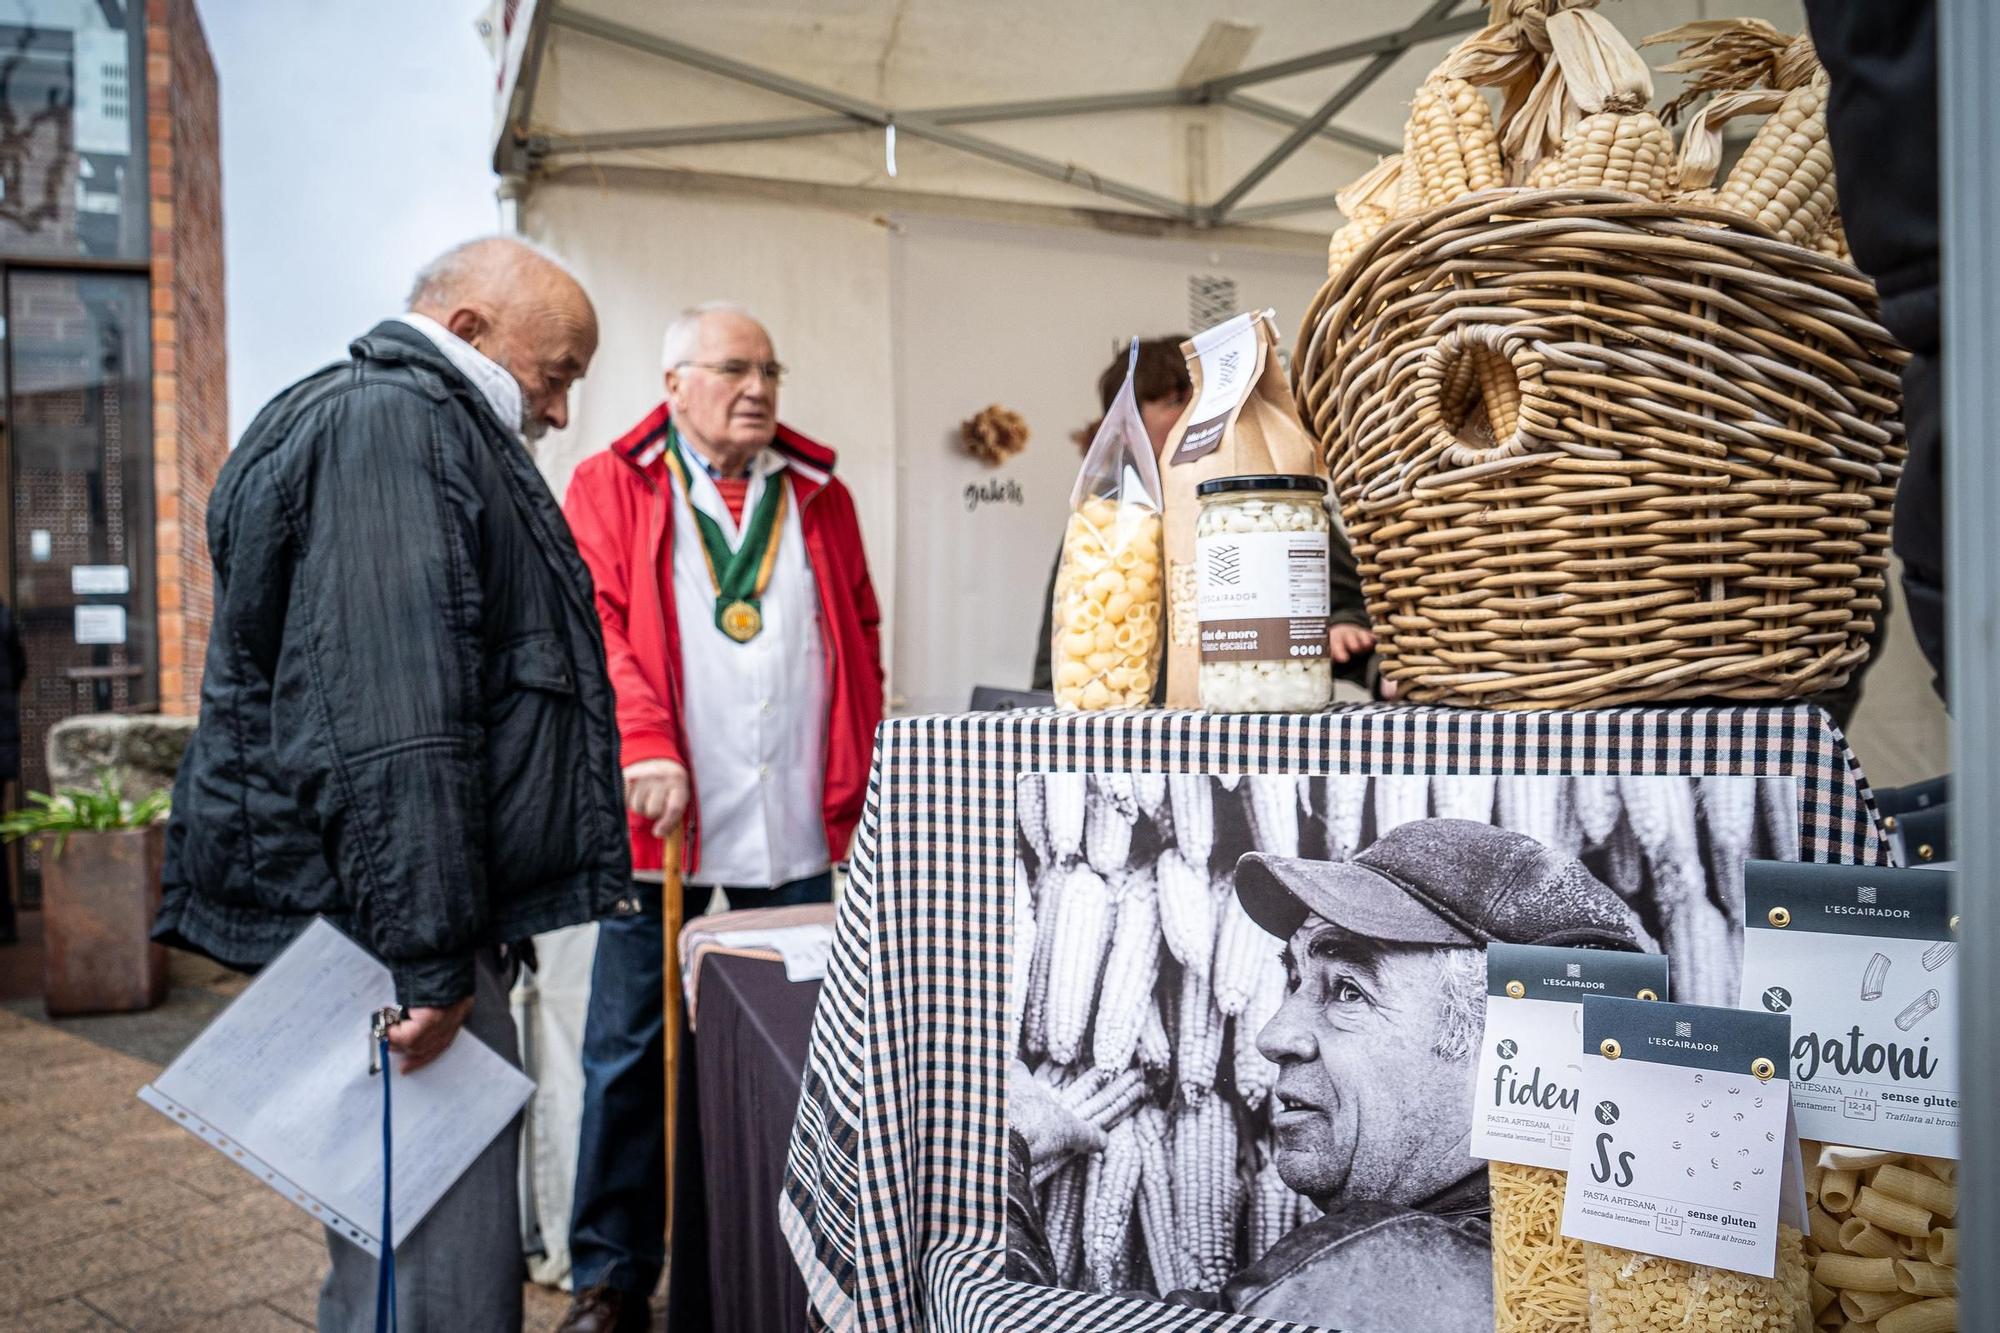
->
<box><xmin>665</xmin><ymin>952</ymin><xmax>822</xmax><ymax>1333</ymax></box>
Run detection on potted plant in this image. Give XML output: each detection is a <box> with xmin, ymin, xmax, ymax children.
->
<box><xmin>0</xmin><ymin>776</ymin><xmax>172</xmax><ymax>1015</ymax></box>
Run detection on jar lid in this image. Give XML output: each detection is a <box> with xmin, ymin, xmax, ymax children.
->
<box><xmin>1196</xmin><ymin>474</ymin><xmax>1329</xmax><ymax>497</ymax></box>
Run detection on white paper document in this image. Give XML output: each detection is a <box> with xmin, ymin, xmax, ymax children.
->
<box><xmin>711</xmin><ymin>923</ymin><xmax>833</xmax><ymax>982</ymax></box>
<box><xmin>138</xmin><ymin>918</ymin><xmax>534</xmax><ymax>1256</ymax></box>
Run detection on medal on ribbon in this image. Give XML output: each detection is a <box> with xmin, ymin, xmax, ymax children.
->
<box><xmin>663</xmin><ymin>429</ymin><xmax>787</xmax><ymax>643</ymax></box>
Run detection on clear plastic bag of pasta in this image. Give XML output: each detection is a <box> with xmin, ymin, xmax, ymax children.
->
<box><xmin>1051</xmin><ymin>341</ymin><xmax>1165</xmax><ymax>710</ymax></box>
<box><xmin>1491</xmin><ymin>1162</ymin><xmax>1589</xmax><ymax>1333</ymax></box>
<box><xmin>1583</xmin><ymin>1226</ymin><xmax>1811</xmax><ymax>1333</ymax></box>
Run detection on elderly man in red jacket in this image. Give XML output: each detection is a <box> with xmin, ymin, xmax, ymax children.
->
<box><xmin>557</xmin><ymin>301</ymin><xmax>883</xmax><ymax>1333</ymax></box>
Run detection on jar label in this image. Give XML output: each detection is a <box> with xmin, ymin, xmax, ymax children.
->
<box><xmin>1196</xmin><ymin>530</ymin><xmax>1329</xmax><ymax>660</ymax></box>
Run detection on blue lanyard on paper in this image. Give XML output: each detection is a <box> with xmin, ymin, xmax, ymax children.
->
<box><xmin>369</xmin><ymin>1007</ymin><xmax>406</xmax><ymax>1333</ymax></box>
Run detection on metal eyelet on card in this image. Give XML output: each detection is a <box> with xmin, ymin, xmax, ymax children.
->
<box><xmin>1505</xmin><ymin>980</ymin><xmax>1526</xmax><ymax>999</ymax></box>
<box><xmin>1768</xmin><ymin>907</ymin><xmax>1791</xmax><ymax>928</ymax></box>
<box><xmin>1752</xmin><ymin>1057</ymin><xmax>1776</xmax><ymax>1082</ymax></box>
<box><xmin>1636</xmin><ymin>988</ymin><xmax>1658</xmax><ymax>1002</ymax></box>
<box><xmin>1600</xmin><ymin>1038</ymin><xmax>1621</xmax><ymax>1060</ymax></box>
<box><xmin>1950</xmin><ymin>914</ymin><xmax>1960</xmax><ymax>934</ymax></box>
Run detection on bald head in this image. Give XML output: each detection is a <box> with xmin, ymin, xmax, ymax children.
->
<box><xmin>407</xmin><ymin>235</ymin><xmax>598</xmax><ymax>441</ymax></box>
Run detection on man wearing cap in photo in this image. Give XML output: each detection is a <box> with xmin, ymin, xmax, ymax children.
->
<box><xmin>1008</xmin><ymin>818</ymin><xmax>1653</xmax><ymax>1329</ymax></box>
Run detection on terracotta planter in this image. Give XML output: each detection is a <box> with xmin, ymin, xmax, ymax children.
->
<box><xmin>41</xmin><ymin>824</ymin><xmax>168</xmax><ymax>1016</ymax></box>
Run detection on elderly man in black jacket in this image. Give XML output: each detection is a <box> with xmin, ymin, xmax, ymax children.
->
<box><xmin>155</xmin><ymin>235</ymin><xmax>631</xmax><ymax>1332</ymax></box>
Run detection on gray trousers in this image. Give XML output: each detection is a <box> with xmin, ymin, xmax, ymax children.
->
<box><xmin>321</xmin><ymin>949</ymin><xmax>524</xmax><ymax>1333</ymax></box>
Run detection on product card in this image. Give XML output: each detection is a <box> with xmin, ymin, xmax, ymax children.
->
<box><xmin>1560</xmin><ymin>997</ymin><xmax>1792</xmax><ymax>1277</ymax></box>
<box><xmin>1470</xmin><ymin>944</ymin><xmax>1670</xmax><ymax>1170</ymax></box>
<box><xmin>1741</xmin><ymin>861</ymin><xmax>1959</xmax><ymax>1158</ymax></box>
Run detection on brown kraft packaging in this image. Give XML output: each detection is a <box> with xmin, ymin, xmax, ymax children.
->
<box><xmin>1159</xmin><ymin>310</ymin><xmax>1326</xmax><ymax>707</ymax></box>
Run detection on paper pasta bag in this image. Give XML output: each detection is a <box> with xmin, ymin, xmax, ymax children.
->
<box><xmin>1049</xmin><ymin>342</ymin><xmax>1165</xmax><ymax>710</ymax></box>
<box><xmin>1160</xmin><ymin>311</ymin><xmax>1326</xmax><ymax>707</ymax></box>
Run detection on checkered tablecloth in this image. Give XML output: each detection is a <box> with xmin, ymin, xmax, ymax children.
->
<box><xmin>780</xmin><ymin>704</ymin><xmax>1888</xmax><ymax>1333</ymax></box>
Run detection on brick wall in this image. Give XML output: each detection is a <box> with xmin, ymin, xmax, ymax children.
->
<box><xmin>146</xmin><ymin>0</ymin><xmax>225</xmax><ymax>716</ymax></box>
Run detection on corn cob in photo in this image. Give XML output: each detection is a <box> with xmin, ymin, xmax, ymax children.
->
<box><xmin>1022</xmin><ymin>862</ymin><xmax>1062</xmax><ymax>1058</ymax></box>
<box><xmin>1176</xmin><ymin>964</ymin><xmax>1224</xmax><ymax>1106</ymax></box>
<box><xmin>1372</xmin><ymin>773</ymin><xmax>1430</xmax><ymax>838</ymax></box>
<box><xmin>1174</xmin><ymin>1094</ymin><xmax>1243</xmax><ymax>1291</ymax></box>
<box><xmin>1431</xmin><ymin>772</ymin><xmax>1497</xmax><ymax>824</ymax></box>
<box><xmin>1244</xmin><ymin>775</ymin><xmax>1300</xmax><ymax>857</ymax></box>
<box><xmin>1569</xmin><ymin>773</ymin><xmax>1622</xmax><ymax>848</ymax></box>
<box><xmin>1328</xmin><ymin>774</ymin><xmax>1368</xmax><ymax>859</ymax></box>
<box><xmin>1018</xmin><ymin>775</ymin><xmax>1052</xmax><ymax>868</ymax></box>
<box><xmin>1092</xmin><ymin>875</ymin><xmax>1161</xmax><ymax>1073</ymax></box>
<box><xmin>1132</xmin><ymin>1106</ymin><xmax>1182</xmax><ymax>1295</ymax></box>
<box><xmin>1696</xmin><ymin>775</ymin><xmax>1756</xmax><ymax>929</ymax></box>
<box><xmin>1498</xmin><ymin>774</ymin><xmax>1565</xmax><ymax>848</ymax></box>
<box><xmin>1155</xmin><ymin>847</ymin><xmax>1215</xmax><ymax>979</ymax></box>
<box><xmin>1231</xmin><ymin>962</ymin><xmax>1286</xmax><ymax>1112</ymax></box>
<box><xmin>1166</xmin><ymin>774</ymin><xmax>1215</xmax><ymax>869</ymax></box>
<box><xmin>1046</xmin><ymin>864</ymin><xmax>1114</xmax><ymax>1065</ymax></box>
<box><xmin>1066</xmin><ymin>1065</ymin><xmax>1147</xmax><ymax>1134</ymax></box>
<box><xmin>1755</xmin><ymin>776</ymin><xmax>1800</xmax><ymax>861</ymax></box>
<box><xmin>1082</xmin><ymin>1118</ymin><xmax>1143</xmax><ymax>1291</ymax></box>
<box><xmin>1132</xmin><ymin>773</ymin><xmax>1170</xmax><ymax>829</ymax></box>
<box><xmin>1085</xmin><ymin>781</ymin><xmax>1137</xmax><ymax>875</ymax></box>
<box><xmin>1046</xmin><ymin>774</ymin><xmax>1086</xmax><ymax>862</ymax></box>
<box><xmin>1138</xmin><ymin>996</ymin><xmax>1171</xmax><ymax>1076</ymax></box>
<box><xmin>1042</xmin><ymin>1158</ymin><xmax>1088</xmax><ymax>1287</ymax></box>
<box><xmin>1621</xmin><ymin>776</ymin><xmax>1732</xmax><ymax>1001</ymax></box>
<box><xmin>1212</xmin><ymin>870</ymin><xmax>1272</xmax><ymax>1017</ymax></box>
<box><xmin>1008</xmin><ymin>871</ymin><xmax>1038</xmax><ymax>1053</ymax></box>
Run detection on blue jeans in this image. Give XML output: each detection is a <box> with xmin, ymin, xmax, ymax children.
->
<box><xmin>568</xmin><ymin>871</ymin><xmax>833</xmax><ymax>1297</ymax></box>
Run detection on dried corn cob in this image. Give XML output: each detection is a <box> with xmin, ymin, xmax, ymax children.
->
<box><xmin>1167</xmin><ymin>774</ymin><xmax>1214</xmax><ymax>869</ymax></box>
<box><xmin>1543</xmin><ymin>8</ymin><xmax>1670</xmax><ymax>200</ymax></box>
<box><xmin>1327</xmin><ymin>218</ymin><xmax>1382</xmax><ymax>280</ymax></box>
<box><xmin>1046</xmin><ymin>865</ymin><xmax>1114</xmax><ymax>1065</ymax></box>
<box><xmin>1022</xmin><ymin>863</ymin><xmax>1062</xmax><ymax>1058</ymax></box>
<box><xmin>1009</xmin><ymin>873</ymin><xmax>1038</xmax><ymax>1053</ymax></box>
<box><xmin>1176</xmin><ymin>965</ymin><xmax>1224</xmax><ymax>1105</ymax></box>
<box><xmin>1018</xmin><ymin>776</ymin><xmax>1051</xmax><ymax>867</ymax></box>
<box><xmin>1326</xmin><ymin>154</ymin><xmax>1404</xmax><ymax>278</ymax></box>
<box><xmin>1244</xmin><ymin>775</ymin><xmax>1300</xmax><ymax>857</ymax></box>
<box><xmin>1093</xmin><ymin>876</ymin><xmax>1161</xmax><ymax>1073</ymax></box>
<box><xmin>1174</xmin><ymin>1095</ymin><xmax>1242</xmax><ymax>1291</ymax></box>
<box><xmin>1047</xmin><ymin>774</ymin><xmax>1086</xmax><ymax>862</ymax></box>
<box><xmin>1404</xmin><ymin>75</ymin><xmax>1505</xmax><ymax>209</ymax></box>
<box><xmin>1083</xmin><ymin>1118</ymin><xmax>1143</xmax><ymax>1290</ymax></box>
<box><xmin>1328</xmin><ymin>774</ymin><xmax>1368</xmax><ymax>858</ymax></box>
<box><xmin>1372</xmin><ymin>774</ymin><xmax>1430</xmax><ymax>837</ymax></box>
<box><xmin>1231</xmin><ymin>962</ymin><xmax>1286</xmax><ymax>1111</ymax></box>
<box><xmin>1132</xmin><ymin>1107</ymin><xmax>1182</xmax><ymax>1294</ymax></box>
<box><xmin>1248</xmin><ymin>1150</ymin><xmax>1299</xmax><ymax>1263</ymax></box>
<box><xmin>1085</xmin><ymin>800</ymin><xmax>1134</xmax><ymax>877</ymax></box>
<box><xmin>1432</xmin><ymin>773</ymin><xmax>1498</xmax><ymax>824</ymax></box>
<box><xmin>1719</xmin><ymin>74</ymin><xmax>1833</xmax><ymax>242</ymax></box>
<box><xmin>1043</xmin><ymin>1158</ymin><xmax>1088</xmax><ymax>1286</ymax></box>
<box><xmin>1138</xmin><ymin>998</ymin><xmax>1171</xmax><ymax>1076</ymax></box>
<box><xmin>1525</xmin><ymin>154</ymin><xmax>1564</xmax><ymax>189</ymax></box>
<box><xmin>1067</xmin><ymin>1065</ymin><xmax>1147</xmax><ymax>1133</ymax></box>
<box><xmin>1155</xmin><ymin>848</ymin><xmax>1215</xmax><ymax>979</ymax></box>
<box><xmin>1133</xmin><ymin>773</ymin><xmax>1170</xmax><ymax>828</ymax></box>
<box><xmin>1212</xmin><ymin>873</ymin><xmax>1272</xmax><ymax>1017</ymax></box>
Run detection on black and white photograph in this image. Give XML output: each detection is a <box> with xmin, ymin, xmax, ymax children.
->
<box><xmin>1004</xmin><ymin>771</ymin><xmax>1800</xmax><ymax>1330</ymax></box>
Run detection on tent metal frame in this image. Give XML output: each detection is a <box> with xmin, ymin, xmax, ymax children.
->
<box><xmin>497</xmin><ymin>1</ymin><xmax>1483</xmax><ymax>225</ymax></box>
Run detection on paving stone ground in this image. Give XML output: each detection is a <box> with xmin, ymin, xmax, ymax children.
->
<box><xmin>0</xmin><ymin>933</ymin><xmax>573</xmax><ymax>1331</ymax></box>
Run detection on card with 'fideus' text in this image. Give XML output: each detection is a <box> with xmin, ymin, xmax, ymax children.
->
<box><xmin>1469</xmin><ymin>943</ymin><xmax>1669</xmax><ymax>1171</ymax></box>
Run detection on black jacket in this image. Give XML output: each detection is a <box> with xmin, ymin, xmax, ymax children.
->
<box><xmin>155</xmin><ymin>322</ymin><xmax>632</xmax><ymax>1006</ymax></box>
<box><xmin>1804</xmin><ymin>0</ymin><xmax>1945</xmax><ymax>696</ymax></box>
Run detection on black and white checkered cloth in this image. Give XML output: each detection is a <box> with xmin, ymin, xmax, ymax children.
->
<box><xmin>780</xmin><ymin>704</ymin><xmax>1888</xmax><ymax>1332</ymax></box>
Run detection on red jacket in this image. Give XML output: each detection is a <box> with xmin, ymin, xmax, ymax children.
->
<box><xmin>561</xmin><ymin>403</ymin><xmax>884</xmax><ymax>878</ymax></box>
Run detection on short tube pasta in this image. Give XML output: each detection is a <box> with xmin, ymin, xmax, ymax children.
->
<box><xmin>1841</xmin><ymin>1288</ymin><xmax>1916</xmax><ymax>1322</ymax></box>
<box><xmin>1895</xmin><ymin>1262</ymin><xmax>1956</xmax><ymax>1299</ymax></box>
<box><xmin>1878</xmin><ymin>1297</ymin><xmax>1956</xmax><ymax>1333</ymax></box>
<box><xmin>1926</xmin><ymin>1228</ymin><xmax>1956</xmax><ymax>1268</ymax></box>
<box><xmin>1873</xmin><ymin>1165</ymin><xmax>1958</xmax><ymax>1222</ymax></box>
<box><xmin>1841</xmin><ymin>1219</ymin><xmax>1902</xmax><ymax>1259</ymax></box>
<box><xmin>1854</xmin><ymin>1186</ymin><xmax>1933</xmax><ymax>1239</ymax></box>
<box><xmin>1814</xmin><ymin>1253</ymin><xmax>1899</xmax><ymax>1293</ymax></box>
<box><xmin>1821</xmin><ymin>1168</ymin><xmax>1861</xmax><ymax>1213</ymax></box>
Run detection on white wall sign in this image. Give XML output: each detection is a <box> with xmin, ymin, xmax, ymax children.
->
<box><xmin>71</xmin><ymin>565</ymin><xmax>131</xmax><ymax>596</ymax></box>
<box><xmin>74</xmin><ymin>605</ymin><xmax>127</xmax><ymax>645</ymax></box>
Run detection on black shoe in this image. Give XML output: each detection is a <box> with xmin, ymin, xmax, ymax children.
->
<box><xmin>556</xmin><ymin>1284</ymin><xmax>648</xmax><ymax>1333</ymax></box>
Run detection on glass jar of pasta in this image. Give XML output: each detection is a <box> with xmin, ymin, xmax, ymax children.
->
<box><xmin>1194</xmin><ymin>475</ymin><xmax>1333</xmax><ymax>714</ymax></box>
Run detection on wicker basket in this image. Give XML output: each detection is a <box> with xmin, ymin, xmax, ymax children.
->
<box><xmin>1294</xmin><ymin>188</ymin><xmax>1907</xmax><ymax>710</ymax></box>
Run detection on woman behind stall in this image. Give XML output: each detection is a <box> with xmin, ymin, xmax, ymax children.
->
<box><xmin>1030</xmin><ymin>336</ymin><xmax>1374</xmax><ymax>697</ymax></box>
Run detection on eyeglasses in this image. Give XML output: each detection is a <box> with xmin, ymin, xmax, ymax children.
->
<box><xmin>677</xmin><ymin>359</ymin><xmax>788</xmax><ymax>385</ymax></box>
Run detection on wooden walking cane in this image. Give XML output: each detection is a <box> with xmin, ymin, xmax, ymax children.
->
<box><xmin>661</xmin><ymin>823</ymin><xmax>687</xmax><ymax>1253</ymax></box>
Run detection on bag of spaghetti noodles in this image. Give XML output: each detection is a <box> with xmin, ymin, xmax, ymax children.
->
<box><xmin>1470</xmin><ymin>945</ymin><xmax>1672</xmax><ymax>1333</ymax></box>
<box><xmin>1050</xmin><ymin>339</ymin><xmax>1164</xmax><ymax>710</ymax></box>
